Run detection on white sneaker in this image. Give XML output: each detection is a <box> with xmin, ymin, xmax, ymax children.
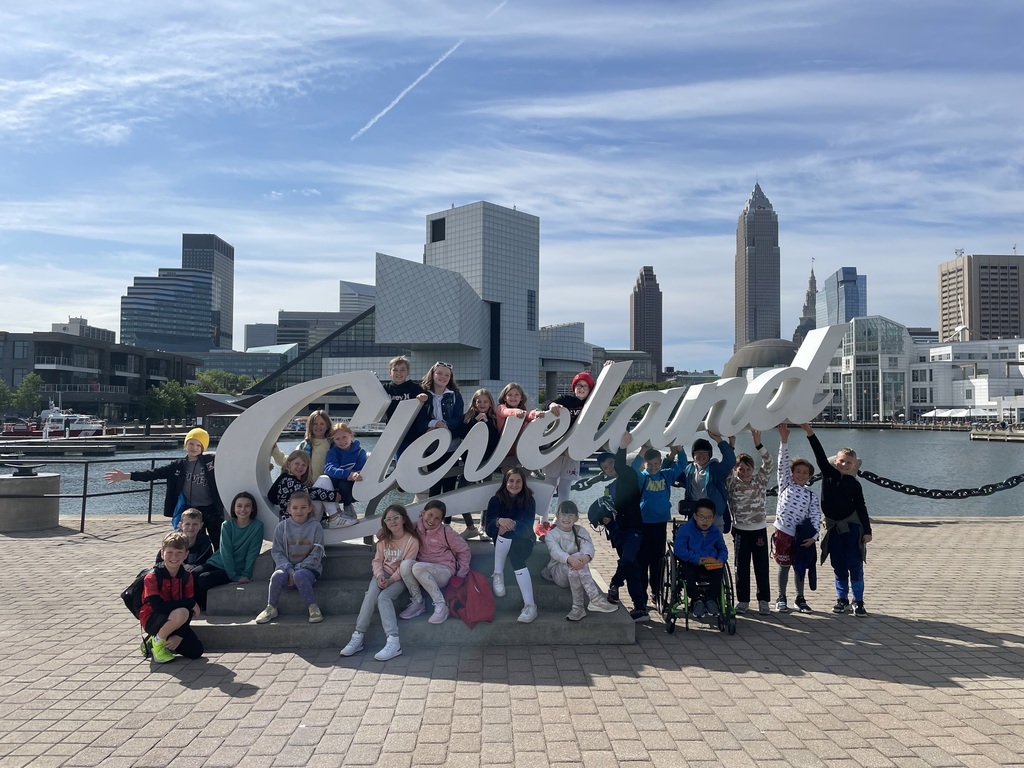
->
<box><xmin>308</xmin><ymin>603</ymin><xmax>323</xmax><ymax>623</ymax></box>
<box><xmin>399</xmin><ymin>600</ymin><xmax>426</xmax><ymax>620</ymax></box>
<box><xmin>428</xmin><ymin>604</ymin><xmax>450</xmax><ymax>624</ymax></box>
<box><xmin>339</xmin><ymin>631</ymin><xmax>364</xmax><ymax>657</ymax></box>
<box><xmin>587</xmin><ymin>595</ymin><xmax>618</xmax><ymax>614</ymax></box>
<box><xmin>374</xmin><ymin>635</ymin><xmax>402</xmax><ymax>661</ymax></box>
<box><xmin>324</xmin><ymin>514</ymin><xmax>357</xmax><ymax>529</ymax></box>
<box><xmin>460</xmin><ymin>525</ymin><xmax>480</xmax><ymax>540</ymax></box>
<box><xmin>735</xmin><ymin>601</ymin><xmax>749</xmax><ymax>614</ymax></box>
<box><xmin>492</xmin><ymin>572</ymin><xmax>506</xmax><ymax>597</ymax></box>
<box><xmin>255</xmin><ymin>605</ymin><xmax>278</xmax><ymax>624</ymax></box>
<box><xmin>566</xmin><ymin>605</ymin><xmax>587</xmax><ymax>621</ymax></box>
<box><xmin>517</xmin><ymin>604</ymin><xmax>538</xmax><ymax>623</ymax></box>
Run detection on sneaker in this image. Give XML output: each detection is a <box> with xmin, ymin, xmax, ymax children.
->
<box><xmin>517</xmin><ymin>604</ymin><xmax>538</xmax><ymax>623</ymax></box>
<box><xmin>775</xmin><ymin>598</ymin><xmax>789</xmax><ymax>613</ymax></box>
<box><xmin>629</xmin><ymin>607</ymin><xmax>651</xmax><ymax>622</ymax></box>
<box><xmin>853</xmin><ymin>600</ymin><xmax>868</xmax><ymax>617</ymax></box>
<box><xmin>399</xmin><ymin>600</ymin><xmax>426</xmax><ymax>620</ymax></box>
<box><xmin>325</xmin><ymin>514</ymin><xmax>357</xmax><ymax>529</ymax></box>
<box><xmin>704</xmin><ymin>599</ymin><xmax>720</xmax><ymax>618</ymax></box>
<box><xmin>795</xmin><ymin>597</ymin><xmax>812</xmax><ymax>613</ymax></box>
<box><xmin>758</xmin><ymin>600</ymin><xmax>771</xmax><ymax>615</ymax></box>
<box><xmin>566</xmin><ymin>605</ymin><xmax>587</xmax><ymax>622</ymax></box>
<box><xmin>150</xmin><ymin>638</ymin><xmax>175</xmax><ymax>663</ymax></box>
<box><xmin>374</xmin><ymin>635</ymin><xmax>402</xmax><ymax>661</ymax></box>
<box><xmin>735</xmin><ymin>601</ymin><xmax>749</xmax><ymax>614</ymax></box>
<box><xmin>308</xmin><ymin>603</ymin><xmax>323</xmax><ymax>623</ymax></box>
<box><xmin>428</xmin><ymin>604</ymin><xmax>450</xmax><ymax>624</ymax></box>
<box><xmin>533</xmin><ymin>520</ymin><xmax>553</xmax><ymax>539</ymax></box>
<box><xmin>460</xmin><ymin>525</ymin><xmax>480</xmax><ymax>540</ymax></box>
<box><xmin>832</xmin><ymin>598</ymin><xmax>850</xmax><ymax>614</ymax></box>
<box><xmin>587</xmin><ymin>595</ymin><xmax>618</xmax><ymax>614</ymax></box>
<box><xmin>139</xmin><ymin>636</ymin><xmax>153</xmax><ymax>659</ymax></box>
<box><xmin>255</xmin><ymin>605</ymin><xmax>278</xmax><ymax>624</ymax></box>
<box><xmin>606</xmin><ymin>585</ymin><xmax>620</xmax><ymax>605</ymax></box>
<box><xmin>691</xmin><ymin>599</ymin><xmax>706</xmax><ymax>618</ymax></box>
<box><xmin>339</xmin><ymin>631</ymin><xmax>364</xmax><ymax>657</ymax></box>
<box><xmin>342</xmin><ymin>504</ymin><xmax>358</xmax><ymax>519</ymax></box>
<box><xmin>491</xmin><ymin>572</ymin><xmax>506</xmax><ymax>597</ymax></box>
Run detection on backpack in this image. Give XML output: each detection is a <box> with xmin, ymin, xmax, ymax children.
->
<box><xmin>443</xmin><ymin>570</ymin><xmax>496</xmax><ymax>629</ymax></box>
<box><xmin>121</xmin><ymin>567</ymin><xmax>154</xmax><ymax>619</ymax></box>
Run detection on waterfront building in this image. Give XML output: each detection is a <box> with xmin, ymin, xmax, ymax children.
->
<box><xmin>120</xmin><ymin>234</ymin><xmax>235</xmax><ymax>351</ymax></box>
<box><xmin>734</xmin><ymin>183</ymin><xmax>781</xmax><ymax>351</ymax></box>
<box><xmin>816</xmin><ymin>266</ymin><xmax>867</xmax><ymax>328</ymax></box>
<box><xmin>938</xmin><ymin>252</ymin><xmax>1024</xmax><ymax>342</ymax></box>
<box><xmin>630</xmin><ymin>267</ymin><xmax>662</xmax><ymax>379</ymax></box>
<box><xmin>792</xmin><ymin>267</ymin><xmax>817</xmax><ymax>346</ymax></box>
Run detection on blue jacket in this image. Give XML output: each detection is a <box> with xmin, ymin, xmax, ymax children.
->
<box><xmin>673</xmin><ymin>517</ymin><xmax>728</xmax><ymax>565</ymax></box>
<box><xmin>676</xmin><ymin>439</ymin><xmax>736</xmax><ymax>523</ymax></box>
<box><xmin>639</xmin><ymin>458</ymin><xmax>683</xmax><ymax>523</ymax></box>
<box><xmin>416</xmin><ymin>390</ymin><xmax>465</xmax><ymax>441</ymax></box>
<box><xmin>324</xmin><ymin>439</ymin><xmax>367</xmax><ymax>482</ymax></box>
<box><xmin>483</xmin><ymin>493</ymin><xmax>537</xmax><ymax>541</ymax></box>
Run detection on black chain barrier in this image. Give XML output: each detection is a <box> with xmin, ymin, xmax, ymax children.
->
<box><xmin>572</xmin><ymin>469</ymin><xmax>1024</xmax><ymax>500</ymax></box>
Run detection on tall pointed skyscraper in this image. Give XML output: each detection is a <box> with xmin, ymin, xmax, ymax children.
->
<box><xmin>630</xmin><ymin>266</ymin><xmax>663</xmax><ymax>378</ymax></box>
<box><xmin>734</xmin><ymin>183</ymin><xmax>780</xmax><ymax>351</ymax></box>
<box><xmin>792</xmin><ymin>265</ymin><xmax>817</xmax><ymax>346</ymax></box>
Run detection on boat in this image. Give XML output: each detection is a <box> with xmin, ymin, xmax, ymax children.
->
<box><xmin>38</xmin><ymin>402</ymin><xmax>115</xmax><ymax>437</ymax></box>
<box><xmin>1</xmin><ymin>418</ymin><xmax>43</xmax><ymax>438</ymax></box>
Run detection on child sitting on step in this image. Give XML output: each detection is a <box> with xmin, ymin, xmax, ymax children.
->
<box><xmin>542</xmin><ymin>501</ymin><xmax>618</xmax><ymax>621</ymax></box>
<box><xmin>255</xmin><ymin>492</ymin><xmax>325</xmax><ymax>625</ymax></box>
<box><xmin>398</xmin><ymin>499</ymin><xmax>471</xmax><ymax>625</ymax></box>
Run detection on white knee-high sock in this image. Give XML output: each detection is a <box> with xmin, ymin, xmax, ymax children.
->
<box><xmin>493</xmin><ymin>536</ymin><xmax>512</xmax><ymax>574</ymax></box>
<box><xmin>515</xmin><ymin>567</ymin><xmax>535</xmax><ymax>607</ymax></box>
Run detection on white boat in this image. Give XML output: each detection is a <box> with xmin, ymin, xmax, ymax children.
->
<box><xmin>39</xmin><ymin>401</ymin><xmax>113</xmax><ymax>437</ymax></box>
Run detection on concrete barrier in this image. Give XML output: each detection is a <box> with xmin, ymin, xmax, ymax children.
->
<box><xmin>0</xmin><ymin>473</ymin><xmax>60</xmax><ymax>532</ymax></box>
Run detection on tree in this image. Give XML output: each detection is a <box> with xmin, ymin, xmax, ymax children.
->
<box><xmin>140</xmin><ymin>380</ymin><xmax>197</xmax><ymax>421</ymax></box>
<box><xmin>0</xmin><ymin>378</ymin><xmax>13</xmax><ymax>415</ymax></box>
<box><xmin>13</xmin><ymin>373</ymin><xmax>44</xmax><ymax>414</ymax></box>
<box><xmin>195</xmin><ymin>369</ymin><xmax>258</xmax><ymax>395</ymax></box>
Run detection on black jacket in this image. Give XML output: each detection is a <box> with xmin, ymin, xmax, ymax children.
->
<box><xmin>130</xmin><ymin>454</ymin><xmax>223</xmax><ymax>520</ymax></box>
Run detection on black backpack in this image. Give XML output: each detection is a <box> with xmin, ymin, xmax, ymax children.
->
<box><xmin>121</xmin><ymin>567</ymin><xmax>153</xmax><ymax>619</ymax></box>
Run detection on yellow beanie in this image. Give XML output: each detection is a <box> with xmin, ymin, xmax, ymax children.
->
<box><xmin>184</xmin><ymin>427</ymin><xmax>210</xmax><ymax>451</ymax></box>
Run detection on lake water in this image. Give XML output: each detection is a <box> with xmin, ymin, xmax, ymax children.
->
<box><xmin>10</xmin><ymin>428</ymin><xmax>1022</xmax><ymax>518</ymax></box>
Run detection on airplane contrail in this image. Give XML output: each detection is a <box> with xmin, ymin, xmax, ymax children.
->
<box><xmin>350</xmin><ymin>0</ymin><xmax>508</xmax><ymax>141</ymax></box>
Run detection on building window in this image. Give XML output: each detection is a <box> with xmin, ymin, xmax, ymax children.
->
<box><xmin>12</xmin><ymin>368</ymin><xmax>28</xmax><ymax>387</ymax></box>
<box><xmin>430</xmin><ymin>218</ymin><xmax>446</xmax><ymax>243</ymax></box>
<box><xmin>526</xmin><ymin>290</ymin><xmax>537</xmax><ymax>332</ymax></box>
<box><xmin>965</xmin><ymin>390</ymin><xmax>972</xmax><ymax>400</ymax></box>
<box><xmin>13</xmin><ymin>341</ymin><xmax>29</xmax><ymax>359</ymax></box>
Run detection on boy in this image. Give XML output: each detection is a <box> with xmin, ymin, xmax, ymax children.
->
<box><xmin>726</xmin><ymin>430</ymin><xmax>772</xmax><ymax>615</ymax></box>
<box><xmin>324</xmin><ymin>423</ymin><xmax>368</xmax><ymax>526</ymax></box>
<box><xmin>801</xmin><ymin>424</ymin><xmax>872</xmax><ymax>617</ymax></box>
<box><xmin>156</xmin><ymin>508</ymin><xmax>214</xmax><ymax>570</ymax></box>
<box><xmin>676</xmin><ymin>431</ymin><xmax>736</xmax><ymax>532</ymax></box>
<box><xmin>672</xmin><ymin>499</ymin><xmax>729</xmax><ymax>617</ymax></box>
<box><xmin>382</xmin><ymin>356</ymin><xmax>428</xmax><ymax>459</ymax></box>
<box><xmin>637</xmin><ymin>443</ymin><xmax>684</xmax><ymax>616</ymax></box>
<box><xmin>773</xmin><ymin>423</ymin><xmax>820</xmax><ymax>613</ymax></box>
<box><xmin>542</xmin><ymin>502</ymin><xmax>618</xmax><ymax>621</ymax></box>
<box><xmin>140</xmin><ymin>531</ymin><xmax>204</xmax><ymax>663</ymax></box>
<box><xmin>539</xmin><ymin>370</ymin><xmax>595</xmax><ymax>535</ymax></box>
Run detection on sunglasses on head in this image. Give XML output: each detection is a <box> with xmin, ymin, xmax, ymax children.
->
<box><xmin>434</xmin><ymin>362</ymin><xmax>453</xmax><ymax>370</ymax></box>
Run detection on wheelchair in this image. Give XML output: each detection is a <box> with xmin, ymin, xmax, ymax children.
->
<box><xmin>657</xmin><ymin>519</ymin><xmax>736</xmax><ymax>635</ymax></box>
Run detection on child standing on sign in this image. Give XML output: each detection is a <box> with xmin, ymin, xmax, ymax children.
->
<box><xmin>255</xmin><ymin>492</ymin><xmax>326</xmax><ymax>625</ymax></box>
<box><xmin>454</xmin><ymin>388</ymin><xmax>501</xmax><ymax>539</ymax></box>
<box><xmin>772</xmin><ymin>423</ymin><xmax>820</xmax><ymax>613</ymax></box>
<box><xmin>542</xmin><ymin>502</ymin><xmax>618</xmax><ymax>621</ymax></box>
<box><xmin>415</xmin><ymin>362</ymin><xmax>465</xmax><ymax>499</ymax></box>
<box><xmin>496</xmin><ymin>383</ymin><xmax>543</xmax><ymax>472</ymax></box>
<box><xmin>726</xmin><ymin>430</ymin><xmax>772</xmax><ymax>615</ymax></box>
<box><xmin>382</xmin><ymin>356</ymin><xmax>428</xmax><ymax>459</ymax></box>
<box><xmin>539</xmin><ymin>370</ymin><xmax>595</xmax><ymax>536</ymax></box>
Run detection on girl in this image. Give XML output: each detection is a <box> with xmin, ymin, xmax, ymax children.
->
<box><xmin>773</xmin><ymin>423</ymin><xmax>821</xmax><ymax>614</ymax></box>
<box><xmin>323</xmin><ymin>423</ymin><xmax>367</xmax><ymax>527</ymax></box>
<box><xmin>496</xmin><ymin>382</ymin><xmax>543</xmax><ymax>472</ymax></box>
<box><xmin>543</xmin><ymin>501</ymin><xmax>618</xmax><ymax>620</ymax></box>
<box><xmin>453</xmin><ymin>388</ymin><xmax>500</xmax><ymax>539</ymax></box>
<box><xmin>484</xmin><ymin>467</ymin><xmax>539</xmax><ymax>623</ymax></box>
<box><xmin>340</xmin><ymin>504</ymin><xmax>421</xmax><ymax>661</ymax></box>
<box><xmin>398</xmin><ymin>499</ymin><xmax>471</xmax><ymax>624</ymax></box>
<box><xmin>297</xmin><ymin>410</ymin><xmax>334</xmax><ymax>478</ymax></box>
<box><xmin>192</xmin><ymin>491</ymin><xmax>265</xmax><ymax>611</ymax></box>
<box><xmin>268</xmin><ymin>449</ymin><xmax>338</xmax><ymax>521</ymax></box>
<box><xmin>726</xmin><ymin>429</ymin><xmax>773</xmax><ymax>615</ymax></box>
<box><xmin>105</xmin><ymin>427</ymin><xmax>225</xmax><ymax>549</ymax></box>
<box><xmin>539</xmin><ymin>370</ymin><xmax>595</xmax><ymax>536</ymax></box>
<box><xmin>255</xmin><ymin>492</ymin><xmax>326</xmax><ymax>625</ymax></box>
<box><xmin>415</xmin><ymin>362</ymin><xmax>465</xmax><ymax>500</ymax></box>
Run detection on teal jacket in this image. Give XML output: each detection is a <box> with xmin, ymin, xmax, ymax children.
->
<box><xmin>206</xmin><ymin>518</ymin><xmax>265</xmax><ymax>581</ymax></box>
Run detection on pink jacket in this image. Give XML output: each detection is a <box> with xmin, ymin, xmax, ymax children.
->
<box><xmin>414</xmin><ymin>520</ymin><xmax>471</xmax><ymax>578</ymax></box>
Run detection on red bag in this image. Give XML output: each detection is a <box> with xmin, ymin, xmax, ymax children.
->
<box><xmin>443</xmin><ymin>570</ymin><xmax>496</xmax><ymax>629</ymax></box>
<box><xmin>772</xmin><ymin>530</ymin><xmax>795</xmax><ymax>567</ymax></box>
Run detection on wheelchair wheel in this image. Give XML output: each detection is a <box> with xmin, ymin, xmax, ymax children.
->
<box><xmin>727</xmin><ymin>616</ymin><xmax>737</xmax><ymax>635</ymax></box>
<box><xmin>661</xmin><ymin>553</ymin><xmax>678</xmax><ymax>634</ymax></box>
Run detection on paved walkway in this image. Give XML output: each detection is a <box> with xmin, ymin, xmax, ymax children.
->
<box><xmin>2</xmin><ymin>515</ymin><xmax>1023</xmax><ymax>767</ymax></box>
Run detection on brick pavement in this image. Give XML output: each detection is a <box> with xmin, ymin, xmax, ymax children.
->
<box><xmin>1</xmin><ymin>515</ymin><xmax>1023</xmax><ymax>767</ymax></box>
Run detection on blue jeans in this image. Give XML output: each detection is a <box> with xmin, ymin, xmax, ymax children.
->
<box><xmin>829</xmin><ymin>524</ymin><xmax>865</xmax><ymax>601</ymax></box>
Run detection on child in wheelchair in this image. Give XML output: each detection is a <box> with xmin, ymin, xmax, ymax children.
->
<box><xmin>672</xmin><ymin>498</ymin><xmax>728</xmax><ymax>618</ymax></box>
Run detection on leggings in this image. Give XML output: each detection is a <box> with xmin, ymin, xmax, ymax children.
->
<box><xmin>268</xmin><ymin>568</ymin><xmax>318</xmax><ymax>606</ymax></box>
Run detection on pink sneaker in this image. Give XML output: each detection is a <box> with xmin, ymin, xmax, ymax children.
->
<box><xmin>399</xmin><ymin>600</ymin><xmax>426</xmax><ymax>620</ymax></box>
<box><xmin>428</xmin><ymin>604</ymin><xmax>450</xmax><ymax>624</ymax></box>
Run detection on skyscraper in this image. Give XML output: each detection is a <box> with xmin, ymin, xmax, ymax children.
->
<box><xmin>734</xmin><ymin>183</ymin><xmax>780</xmax><ymax>351</ymax></box>
<box><xmin>816</xmin><ymin>267</ymin><xmax>868</xmax><ymax>328</ymax></box>
<box><xmin>792</xmin><ymin>266</ymin><xmax>817</xmax><ymax>346</ymax></box>
<box><xmin>630</xmin><ymin>266</ymin><xmax>662</xmax><ymax>378</ymax></box>
<box><xmin>938</xmin><ymin>253</ymin><xmax>1024</xmax><ymax>341</ymax></box>
<box><xmin>120</xmin><ymin>234</ymin><xmax>234</xmax><ymax>351</ymax></box>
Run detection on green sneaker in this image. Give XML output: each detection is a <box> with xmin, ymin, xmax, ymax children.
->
<box><xmin>151</xmin><ymin>638</ymin><xmax>175</xmax><ymax>663</ymax></box>
<box><xmin>139</xmin><ymin>636</ymin><xmax>153</xmax><ymax>659</ymax></box>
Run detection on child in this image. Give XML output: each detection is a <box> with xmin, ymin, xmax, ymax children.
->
<box><xmin>637</xmin><ymin>443</ymin><xmax>684</xmax><ymax>618</ymax></box>
<box><xmin>255</xmin><ymin>492</ymin><xmax>326</xmax><ymax>625</ymax></box>
<box><xmin>382</xmin><ymin>356</ymin><xmax>428</xmax><ymax>459</ymax></box>
<box><xmin>496</xmin><ymin>382</ymin><xmax>543</xmax><ymax>472</ymax></box>
<box><xmin>268</xmin><ymin>449</ymin><xmax>341</xmax><ymax>523</ymax></box>
<box><xmin>726</xmin><ymin>429</ymin><xmax>772</xmax><ymax>615</ymax></box>
<box><xmin>483</xmin><ymin>467</ymin><xmax>539</xmax><ymax>623</ymax></box>
<box><xmin>156</xmin><ymin>508</ymin><xmax>213</xmax><ymax>571</ymax></box>
<box><xmin>323</xmin><ymin>423</ymin><xmax>367</xmax><ymax>526</ymax></box>
<box><xmin>398</xmin><ymin>499</ymin><xmax>471</xmax><ymax>625</ymax></box>
<box><xmin>340</xmin><ymin>504</ymin><xmax>421</xmax><ymax>661</ymax></box>
<box><xmin>192</xmin><ymin>491</ymin><xmax>265</xmax><ymax>611</ymax></box>
<box><xmin>297</xmin><ymin>410</ymin><xmax>334</xmax><ymax>478</ymax></box>
<box><xmin>543</xmin><ymin>501</ymin><xmax>618</xmax><ymax>620</ymax></box>
<box><xmin>140</xmin><ymin>531</ymin><xmax>204</xmax><ymax>663</ymax></box>
<box><xmin>676</xmin><ymin>431</ymin><xmax>736</xmax><ymax>533</ymax></box>
<box><xmin>773</xmin><ymin>423</ymin><xmax>820</xmax><ymax>613</ymax></box>
<box><xmin>672</xmin><ymin>499</ymin><xmax>729</xmax><ymax>618</ymax></box>
<box><xmin>539</xmin><ymin>370</ymin><xmax>595</xmax><ymax>535</ymax></box>
<box><xmin>801</xmin><ymin>424</ymin><xmax>872</xmax><ymax>617</ymax></box>
<box><xmin>454</xmin><ymin>388</ymin><xmax>501</xmax><ymax>539</ymax></box>
<box><xmin>415</xmin><ymin>362</ymin><xmax>465</xmax><ymax>499</ymax></box>
<box><xmin>105</xmin><ymin>427</ymin><xmax>225</xmax><ymax>549</ymax></box>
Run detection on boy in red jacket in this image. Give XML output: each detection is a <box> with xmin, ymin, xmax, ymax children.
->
<box><xmin>140</xmin><ymin>532</ymin><xmax>204</xmax><ymax>663</ymax></box>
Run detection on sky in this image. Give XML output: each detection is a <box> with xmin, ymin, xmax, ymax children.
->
<box><xmin>1</xmin><ymin>0</ymin><xmax>1021</xmax><ymax>372</ymax></box>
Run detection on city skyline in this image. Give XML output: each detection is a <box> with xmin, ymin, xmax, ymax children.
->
<box><xmin>1</xmin><ymin>2</ymin><xmax>1020</xmax><ymax>371</ymax></box>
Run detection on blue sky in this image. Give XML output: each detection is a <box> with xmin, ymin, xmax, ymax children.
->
<box><xmin>1</xmin><ymin>0</ymin><xmax>1021</xmax><ymax>371</ymax></box>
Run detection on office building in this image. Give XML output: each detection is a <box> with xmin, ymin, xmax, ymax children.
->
<box><xmin>120</xmin><ymin>234</ymin><xmax>235</xmax><ymax>352</ymax></box>
<box><xmin>938</xmin><ymin>253</ymin><xmax>1024</xmax><ymax>342</ymax></box>
<box><xmin>734</xmin><ymin>183</ymin><xmax>781</xmax><ymax>351</ymax></box>
<box><xmin>244</xmin><ymin>324</ymin><xmax>278</xmax><ymax>349</ymax></box>
<box><xmin>816</xmin><ymin>267</ymin><xmax>867</xmax><ymax>328</ymax></box>
<box><xmin>792</xmin><ymin>267</ymin><xmax>817</xmax><ymax>346</ymax></box>
<box><xmin>630</xmin><ymin>266</ymin><xmax>662</xmax><ymax>378</ymax></box>
<box><xmin>339</xmin><ymin>282</ymin><xmax>376</xmax><ymax>314</ymax></box>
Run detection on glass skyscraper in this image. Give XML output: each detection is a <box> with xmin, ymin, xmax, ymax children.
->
<box><xmin>816</xmin><ymin>267</ymin><xmax>868</xmax><ymax>328</ymax></box>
